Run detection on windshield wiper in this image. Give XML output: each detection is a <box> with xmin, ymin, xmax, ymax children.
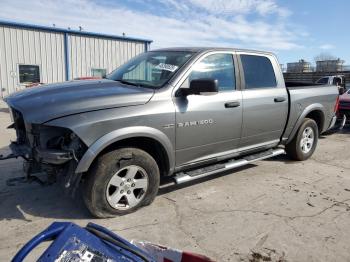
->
<box><xmin>114</xmin><ymin>79</ymin><xmax>155</xmax><ymax>89</ymax></box>
<box><xmin>115</xmin><ymin>79</ymin><xmax>139</xmax><ymax>87</ymax></box>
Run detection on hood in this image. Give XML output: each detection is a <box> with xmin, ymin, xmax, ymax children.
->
<box><xmin>5</xmin><ymin>79</ymin><xmax>154</xmax><ymax>123</ymax></box>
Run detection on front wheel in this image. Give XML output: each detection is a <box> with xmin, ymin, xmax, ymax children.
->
<box><xmin>83</xmin><ymin>147</ymin><xmax>160</xmax><ymax>218</ymax></box>
<box><xmin>286</xmin><ymin>118</ymin><xmax>319</xmax><ymax>161</ymax></box>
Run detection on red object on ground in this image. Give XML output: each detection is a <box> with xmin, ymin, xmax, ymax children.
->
<box><xmin>132</xmin><ymin>241</ymin><xmax>215</xmax><ymax>262</ymax></box>
<box><xmin>181</xmin><ymin>252</ymin><xmax>215</xmax><ymax>262</ymax></box>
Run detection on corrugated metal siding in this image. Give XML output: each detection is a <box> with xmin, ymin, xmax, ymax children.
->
<box><xmin>68</xmin><ymin>34</ymin><xmax>145</xmax><ymax>79</ymax></box>
<box><xmin>0</xmin><ymin>25</ymin><xmax>65</xmax><ymax>97</ymax></box>
<box><xmin>0</xmin><ymin>24</ymin><xmax>149</xmax><ymax>98</ymax></box>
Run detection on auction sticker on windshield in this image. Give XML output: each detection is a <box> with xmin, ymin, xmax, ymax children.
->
<box><xmin>155</xmin><ymin>63</ymin><xmax>178</xmax><ymax>72</ymax></box>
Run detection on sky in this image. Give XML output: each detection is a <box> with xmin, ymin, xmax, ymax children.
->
<box><xmin>0</xmin><ymin>0</ymin><xmax>349</xmax><ymax>66</ymax></box>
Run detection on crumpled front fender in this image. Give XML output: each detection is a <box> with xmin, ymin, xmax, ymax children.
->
<box><xmin>74</xmin><ymin>126</ymin><xmax>175</xmax><ymax>175</ymax></box>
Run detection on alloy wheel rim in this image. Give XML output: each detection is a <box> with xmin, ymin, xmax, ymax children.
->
<box><xmin>106</xmin><ymin>165</ymin><xmax>149</xmax><ymax>210</ymax></box>
<box><xmin>300</xmin><ymin>127</ymin><xmax>314</xmax><ymax>154</ymax></box>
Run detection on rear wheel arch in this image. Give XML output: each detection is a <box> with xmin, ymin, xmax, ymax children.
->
<box><xmin>286</xmin><ymin>105</ymin><xmax>326</xmax><ymax>144</ymax></box>
<box><xmin>286</xmin><ymin>117</ymin><xmax>319</xmax><ymax>161</ymax></box>
<box><xmin>305</xmin><ymin>110</ymin><xmax>325</xmax><ymax>134</ymax></box>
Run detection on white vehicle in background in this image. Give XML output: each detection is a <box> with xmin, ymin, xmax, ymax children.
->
<box><xmin>316</xmin><ymin>75</ymin><xmax>347</xmax><ymax>94</ymax></box>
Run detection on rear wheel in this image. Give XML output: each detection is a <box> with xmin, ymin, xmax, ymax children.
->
<box><xmin>286</xmin><ymin>118</ymin><xmax>319</xmax><ymax>161</ymax></box>
<box><xmin>83</xmin><ymin>147</ymin><xmax>160</xmax><ymax>218</ymax></box>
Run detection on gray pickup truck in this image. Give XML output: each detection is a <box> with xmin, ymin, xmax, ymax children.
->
<box><xmin>2</xmin><ymin>48</ymin><xmax>339</xmax><ymax>217</ymax></box>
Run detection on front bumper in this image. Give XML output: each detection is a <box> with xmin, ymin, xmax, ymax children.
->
<box><xmin>338</xmin><ymin>108</ymin><xmax>350</xmax><ymax>118</ymax></box>
<box><xmin>0</xmin><ymin>142</ymin><xmax>72</xmax><ymax>165</ymax></box>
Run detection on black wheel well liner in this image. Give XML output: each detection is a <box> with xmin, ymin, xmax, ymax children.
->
<box><xmin>305</xmin><ymin>110</ymin><xmax>324</xmax><ymax>134</ymax></box>
<box><xmin>98</xmin><ymin>137</ymin><xmax>170</xmax><ymax>177</ymax></box>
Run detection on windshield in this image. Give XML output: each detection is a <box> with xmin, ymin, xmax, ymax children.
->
<box><xmin>107</xmin><ymin>51</ymin><xmax>194</xmax><ymax>88</ymax></box>
<box><xmin>316</xmin><ymin>77</ymin><xmax>329</xmax><ymax>84</ymax></box>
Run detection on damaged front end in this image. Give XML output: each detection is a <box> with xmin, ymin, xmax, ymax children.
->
<box><xmin>2</xmin><ymin>107</ymin><xmax>87</xmax><ymax>195</ymax></box>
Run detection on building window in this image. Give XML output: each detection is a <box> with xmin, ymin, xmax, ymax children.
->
<box><xmin>18</xmin><ymin>65</ymin><xmax>40</xmax><ymax>84</ymax></box>
<box><xmin>91</xmin><ymin>68</ymin><xmax>107</xmax><ymax>78</ymax></box>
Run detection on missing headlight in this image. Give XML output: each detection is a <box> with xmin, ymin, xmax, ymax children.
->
<box><xmin>32</xmin><ymin>125</ymin><xmax>87</xmax><ymax>162</ymax></box>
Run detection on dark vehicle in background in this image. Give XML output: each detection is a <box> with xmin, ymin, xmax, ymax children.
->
<box><xmin>2</xmin><ymin>48</ymin><xmax>339</xmax><ymax>218</ymax></box>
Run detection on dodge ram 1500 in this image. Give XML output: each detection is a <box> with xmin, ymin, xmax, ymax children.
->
<box><xmin>2</xmin><ymin>48</ymin><xmax>339</xmax><ymax>217</ymax></box>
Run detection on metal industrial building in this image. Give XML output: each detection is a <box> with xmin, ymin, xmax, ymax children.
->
<box><xmin>0</xmin><ymin>20</ymin><xmax>152</xmax><ymax>98</ymax></box>
<box><xmin>316</xmin><ymin>58</ymin><xmax>345</xmax><ymax>72</ymax></box>
<box><xmin>286</xmin><ymin>59</ymin><xmax>312</xmax><ymax>73</ymax></box>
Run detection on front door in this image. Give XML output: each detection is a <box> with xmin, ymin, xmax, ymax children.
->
<box><xmin>173</xmin><ymin>53</ymin><xmax>243</xmax><ymax>167</ymax></box>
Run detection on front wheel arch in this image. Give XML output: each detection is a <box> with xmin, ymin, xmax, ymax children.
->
<box><xmin>75</xmin><ymin>127</ymin><xmax>175</xmax><ymax>175</ymax></box>
<box><xmin>96</xmin><ymin>137</ymin><xmax>170</xmax><ymax>177</ymax></box>
<box><xmin>83</xmin><ymin>147</ymin><xmax>160</xmax><ymax>217</ymax></box>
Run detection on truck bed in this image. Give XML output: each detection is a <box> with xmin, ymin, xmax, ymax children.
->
<box><xmin>282</xmin><ymin>83</ymin><xmax>339</xmax><ymax>142</ymax></box>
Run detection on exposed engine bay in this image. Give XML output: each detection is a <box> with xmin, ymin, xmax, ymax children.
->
<box><xmin>2</xmin><ymin>107</ymin><xmax>87</xmax><ymax>195</ymax></box>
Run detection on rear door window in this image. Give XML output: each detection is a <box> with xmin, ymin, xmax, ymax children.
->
<box><xmin>240</xmin><ymin>55</ymin><xmax>277</xmax><ymax>89</ymax></box>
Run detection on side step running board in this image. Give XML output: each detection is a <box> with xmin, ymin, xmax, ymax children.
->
<box><xmin>174</xmin><ymin>148</ymin><xmax>285</xmax><ymax>184</ymax></box>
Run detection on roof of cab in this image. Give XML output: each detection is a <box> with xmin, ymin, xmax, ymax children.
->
<box><xmin>151</xmin><ymin>47</ymin><xmax>274</xmax><ymax>56</ymax></box>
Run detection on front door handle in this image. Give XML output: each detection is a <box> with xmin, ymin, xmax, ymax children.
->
<box><xmin>225</xmin><ymin>101</ymin><xmax>240</xmax><ymax>108</ymax></box>
<box><xmin>274</xmin><ymin>97</ymin><xmax>286</xmax><ymax>103</ymax></box>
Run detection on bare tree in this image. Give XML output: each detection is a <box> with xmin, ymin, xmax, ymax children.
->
<box><xmin>314</xmin><ymin>52</ymin><xmax>337</xmax><ymax>62</ymax></box>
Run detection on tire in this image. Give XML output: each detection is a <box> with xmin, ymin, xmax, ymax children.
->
<box><xmin>286</xmin><ymin>118</ymin><xmax>319</xmax><ymax>161</ymax></box>
<box><xmin>83</xmin><ymin>147</ymin><xmax>160</xmax><ymax>218</ymax></box>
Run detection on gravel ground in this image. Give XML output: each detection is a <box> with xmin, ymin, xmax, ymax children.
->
<box><xmin>0</xmin><ymin>100</ymin><xmax>349</xmax><ymax>261</ymax></box>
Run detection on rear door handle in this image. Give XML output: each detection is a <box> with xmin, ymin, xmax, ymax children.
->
<box><xmin>274</xmin><ymin>97</ymin><xmax>286</xmax><ymax>103</ymax></box>
<box><xmin>225</xmin><ymin>101</ymin><xmax>240</xmax><ymax>108</ymax></box>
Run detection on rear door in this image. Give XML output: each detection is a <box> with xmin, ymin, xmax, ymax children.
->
<box><xmin>173</xmin><ymin>52</ymin><xmax>243</xmax><ymax>166</ymax></box>
<box><xmin>238</xmin><ymin>53</ymin><xmax>288</xmax><ymax>147</ymax></box>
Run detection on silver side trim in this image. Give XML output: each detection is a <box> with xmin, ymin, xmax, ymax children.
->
<box><xmin>176</xmin><ymin>139</ymin><xmax>280</xmax><ymax>168</ymax></box>
<box><xmin>175</xmin><ymin>148</ymin><xmax>285</xmax><ymax>184</ymax></box>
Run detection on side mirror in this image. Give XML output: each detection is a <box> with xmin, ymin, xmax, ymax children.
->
<box><xmin>180</xmin><ymin>79</ymin><xmax>218</xmax><ymax>96</ymax></box>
